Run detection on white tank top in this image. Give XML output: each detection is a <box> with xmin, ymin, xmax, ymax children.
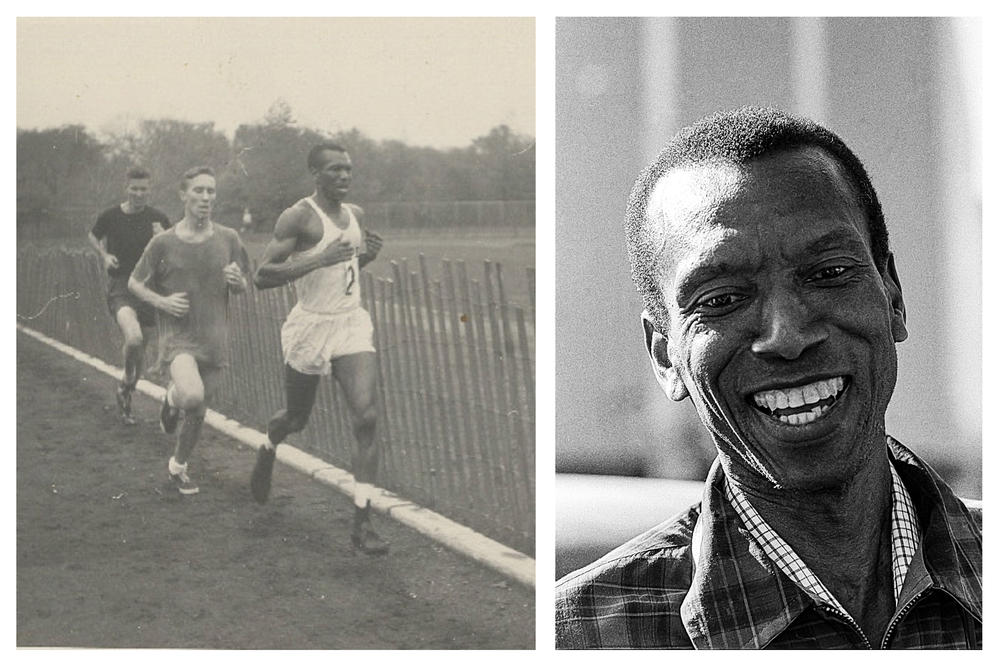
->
<box><xmin>289</xmin><ymin>197</ymin><xmax>362</xmax><ymax>315</ymax></box>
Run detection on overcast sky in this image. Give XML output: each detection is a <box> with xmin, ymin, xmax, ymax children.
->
<box><xmin>17</xmin><ymin>17</ymin><xmax>535</xmax><ymax>148</ymax></box>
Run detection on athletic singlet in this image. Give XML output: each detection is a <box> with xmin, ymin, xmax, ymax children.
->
<box><xmin>289</xmin><ymin>197</ymin><xmax>363</xmax><ymax>315</ymax></box>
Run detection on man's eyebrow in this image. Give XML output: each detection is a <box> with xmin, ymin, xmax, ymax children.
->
<box><xmin>800</xmin><ymin>229</ymin><xmax>871</xmax><ymax>256</ymax></box>
<box><xmin>673</xmin><ymin>261</ymin><xmax>745</xmax><ymax>304</ymax></box>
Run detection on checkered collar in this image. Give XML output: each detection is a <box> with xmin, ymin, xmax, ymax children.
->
<box><xmin>724</xmin><ymin>455</ymin><xmax>920</xmax><ymax>615</ymax></box>
<box><xmin>680</xmin><ymin>439</ymin><xmax>979</xmax><ymax>649</ymax></box>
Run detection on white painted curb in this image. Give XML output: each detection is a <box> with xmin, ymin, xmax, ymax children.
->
<box><xmin>17</xmin><ymin>323</ymin><xmax>535</xmax><ymax>588</ymax></box>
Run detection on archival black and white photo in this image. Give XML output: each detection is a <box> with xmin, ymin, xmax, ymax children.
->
<box><xmin>554</xmin><ymin>17</ymin><xmax>981</xmax><ymax>649</ymax></box>
<box><xmin>16</xmin><ymin>16</ymin><xmax>535</xmax><ymax>649</ymax></box>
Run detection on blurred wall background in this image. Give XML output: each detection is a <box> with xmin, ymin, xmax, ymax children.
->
<box><xmin>555</xmin><ymin>17</ymin><xmax>981</xmax><ymax>499</ymax></box>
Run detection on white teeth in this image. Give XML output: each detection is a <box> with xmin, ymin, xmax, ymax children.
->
<box><xmin>753</xmin><ymin>376</ymin><xmax>848</xmax><ymax>425</ymax></box>
<box><xmin>817</xmin><ymin>380</ymin><xmax>832</xmax><ymax>400</ymax></box>
<box><xmin>779</xmin><ymin>408</ymin><xmax>825</xmax><ymax>426</ymax></box>
<box><xmin>788</xmin><ymin>389</ymin><xmax>805</xmax><ymax>408</ymax></box>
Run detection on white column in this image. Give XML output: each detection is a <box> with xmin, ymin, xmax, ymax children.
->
<box><xmin>938</xmin><ymin>18</ymin><xmax>982</xmax><ymax>437</ymax></box>
<box><xmin>642</xmin><ymin>17</ymin><xmax>679</xmax><ymax>161</ymax></box>
<box><xmin>790</xmin><ymin>17</ymin><xmax>828</xmax><ymax>123</ymax></box>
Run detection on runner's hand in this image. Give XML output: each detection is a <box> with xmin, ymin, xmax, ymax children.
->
<box><xmin>223</xmin><ymin>261</ymin><xmax>245</xmax><ymax>288</ymax></box>
<box><xmin>318</xmin><ymin>240</ymin><xmax>354</xmax><ymax>267</ymax></box>
<box><xmin>160</xmin><ymin>292</ymin><xmax>189</xmax><ymax>317</ymax></box>
<box><xmin>363</xmin><ymin>230</ymin><xmax>383</xmax><ymax>258</ymax></box>
<box><xmin>103</xmin><ymin>254</ymin><xmax>120</xmax><ymax>270</ymax></box>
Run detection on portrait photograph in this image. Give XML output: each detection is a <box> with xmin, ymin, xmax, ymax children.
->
<box><xmin>554</xmin><ymin>16</ymin><xmax>981</xmax><ymax>649</ymax></box>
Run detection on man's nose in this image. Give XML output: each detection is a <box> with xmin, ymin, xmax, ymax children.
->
<box><xmin>750</xmin><ymin>290</ymin><xmax>828</xmax><ymax>360</ymax></box>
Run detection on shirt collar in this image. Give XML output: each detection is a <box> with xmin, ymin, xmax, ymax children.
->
<box><xmin>724</xmin><ymin>458</ymin><xmax>919</xmax><ymax>616</ymax></box>
<box><xmin>680</xmin><ymin>438</ymin><xmax>980</xmax><ymax>649</ymax></box>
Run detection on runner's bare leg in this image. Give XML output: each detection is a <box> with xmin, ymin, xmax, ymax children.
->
<box><xmin>331</xmin><ymin>351</ymin><xmax>379</xmax><ymax>484</ymax></box>
<box><xmin>115</xmin><ymin>306</ymin><xmax>146</xmax><ymax>389</ymax></box>
<box><xmin>169</xmin><ymin>354</ymin><xmax>221</xmax><ymax>464</ymax></box>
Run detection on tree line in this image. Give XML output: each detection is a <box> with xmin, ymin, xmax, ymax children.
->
<box><xmin>17</xmin><ymin>105</ymin><xmax>534</xmax><ymax>232</ymax></box>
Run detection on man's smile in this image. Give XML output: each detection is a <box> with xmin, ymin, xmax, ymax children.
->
<box><xmin>749</xmin><ymin>376</ymin><xmax>850</xmax><ymax>426</ymax></box>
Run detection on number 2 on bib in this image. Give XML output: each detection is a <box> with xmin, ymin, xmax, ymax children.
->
<box><xmin>345</xmin><ymin>265</ymin><xmax>355</xmax><ymax>295</ymax></box>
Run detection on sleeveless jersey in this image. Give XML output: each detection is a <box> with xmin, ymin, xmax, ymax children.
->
<box><xmin>289</xmin><ymin>197</ymin><xmax>363</xmax><ymax>315</ymax></box>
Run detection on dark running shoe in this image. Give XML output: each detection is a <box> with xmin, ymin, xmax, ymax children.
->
<box><xmin>250</xmin><ymin>445</ymin><xmax>277</xmax><ymax>504</ymax></box>
<box><xmin>352</xmin><ymin>504</ymin><xmax>389</xmax><ymax>555</ymax></box>
<box><xmin>159</xmin><ymin>392</ymin><xmax>180</xmax><ymax>434</ymax></box>
<box><xmin>168</xmin><ymin>462</ymin><xmax>199</xmax><ymax>495</ymax></box>
<box><xmin>116</xmin><ymin>384</ymin><xmax>137</xmax><ymax>425</ymax></box>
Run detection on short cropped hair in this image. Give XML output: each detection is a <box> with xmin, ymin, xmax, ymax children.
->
<box><xmin>307</xmin><ymin>142</ymin><xmax>349</xmax><ymax>171</ymax></box>
<box><xmin>625</xmin><ymin>106</ymin><xmax>887</xmax><ymax>331</ymax></box>
<box><xmin>126</xmin><ymin>166</ymin><xmax>151</xmax><ymax>181</ymax></box>
<box><xmin>180</xmin><ymin>165</ymin><xmax>216</xmax><ymax>190</ymax></box>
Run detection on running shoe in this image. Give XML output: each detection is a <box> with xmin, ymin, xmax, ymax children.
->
<box><xmin>168</xmin><ymin>462</ymin><xmax>199</xmax><ymax>495</ymax></box>
<box><xmin>159</xmin><ymin>392</ymin><xmax>180</xmax><ymax>434</ymax></box>
<box><xmin>351</xmin><ymin>503</ymin><xmax>390</xmax><ymax>555</ymax></box>
<box><xmin>250</xmin><ymin>445</ymin><xmax>277</xmax><ymax>504</ymax></box>
<box><xmin>116</xmin><ymin>384</ymin><xmax>137</xmax><ymax>425</ymax></box>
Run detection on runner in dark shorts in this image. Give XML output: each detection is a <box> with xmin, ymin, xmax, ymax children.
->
<box><xmin>129</xmin><ymin>166</ymin><xmax>250</xmax><ymax>495</ymax></box>
<box><xmin>88</xmin><ymin>166</ymin><xmax>170</xmax><ymax>424</ymax></box>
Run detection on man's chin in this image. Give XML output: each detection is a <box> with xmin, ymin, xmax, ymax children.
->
<box><xmin>745</xmin><ymin>404</ymin><xmax>846</xmax><ymax>445</ymax></box>
<box><xmin>726</xmin><ymin>410</ymin><xmax>867</xmax><ymax>486</ymax></box>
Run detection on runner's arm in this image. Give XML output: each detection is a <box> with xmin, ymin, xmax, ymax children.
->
<box><xmin>128</xmin><ymin>243</ymin><xmax>189</xmax><ymax>317</ymax></box>
<box><xmin>87</xmin><ymin>231</ymin><xmax>118</xmax><ymax>270</ymax></box>
<box><xmin>253</xmin><ymin>206</ymin><xmax>352</xmax><ymax>289</ymax></box>
<box><xmin>352</xmin><ymin>205</ymin><xmax>382</xmax><ymax>269</ymax></box>
<box><xmin>129</xmin><ymin>276</ymin><xmax>189</xmax><ymax>318</ymax></box>
<box><xmin>225</xmin><ymin>235</ymin><xmax>251</xmax><ymax>293</ymax></box>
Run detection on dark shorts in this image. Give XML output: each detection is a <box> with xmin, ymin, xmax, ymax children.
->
<box><xmin>106</xmin><ymin>275</ymin><xmax>156</xmax><ymax>328</ymax></box>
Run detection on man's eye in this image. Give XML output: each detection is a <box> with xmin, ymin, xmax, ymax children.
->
<box><xmin>699</xmin><ymin>293</ymin><xmax>743</xmax><ymax>310</ymax></box>
<box><xmin>811</xmin><ymin>266</ymin><xmax>848</xmax><ymax>281</ymax></box>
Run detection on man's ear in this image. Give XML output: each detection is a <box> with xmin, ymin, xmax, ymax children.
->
<box><xmin>641</xmin><ymin>311</ymin><xmax>689</xmax><ymax>402</ymax></box>
<box><xmin>884</xmin><ymin>253</ymin><xmax>908</xmax><ymax>343</ymax></box>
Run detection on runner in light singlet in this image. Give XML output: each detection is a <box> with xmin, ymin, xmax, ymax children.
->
<box><xmin>250</xmin><ymin>143</ymin><xmax>387</xmax><ymax>554</ymax></box>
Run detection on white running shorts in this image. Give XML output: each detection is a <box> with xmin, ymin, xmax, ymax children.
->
<box><xmin>281</xmin><ymin>306</ymin><xmax>376</xmax><ymax>376</ymax></box>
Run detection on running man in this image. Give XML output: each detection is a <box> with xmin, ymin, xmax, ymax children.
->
<box><xmin>88</xmin><ymin>166</ymin><xmax>170</xmax><ymax>424</ymax></box>
<box><xmin>129</xmin><ymin>166</ymin><xmax>250</xmax><ymax>495</ymax></box>
<box><xmin>251</xmin><ymin>143</ymin><xmax>387</xmax><ymax>554</ymax></box>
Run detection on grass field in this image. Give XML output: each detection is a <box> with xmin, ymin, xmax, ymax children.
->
<box><xmin>244</xmin><ymin>228</ymin><xmax>535</xmax><ymax>309</ymax></box>
<box><xmin>21</xmin><ymin>227</ymin><xmax>536</xmax><ymax>309</ymax></box>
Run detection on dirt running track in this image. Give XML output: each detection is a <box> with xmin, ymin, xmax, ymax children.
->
<box><xmin>16</xmin><ymin>333</ymin><xmax>534</xmax><ymax>648</ymax></box>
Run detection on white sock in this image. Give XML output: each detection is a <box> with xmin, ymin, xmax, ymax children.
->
<box><xmin>168</xmin><ymin>456</ymin><xmax>186</xmax><ymax>475</ymax></box>
<box><xmin>354</xmin><ymin>482</ymin><xmax>374</xmax><ymax>509</ymax></box>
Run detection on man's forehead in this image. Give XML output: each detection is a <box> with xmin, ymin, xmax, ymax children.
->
<box><xmin>651</xmin><ymin>161</ymin><xmax>744</xmax><ymax>218</ymax></box>
<box><xmin>187</xmin><ymin>174</ymin><xmax>215</xmax><ymax>187</ymax></box>
<box><xmin>319</xmin><ymin>150</ymin><xmax>351</xmax><ymax>165</ymax></box>
<box><xmin>647</xmin><ymin>148</ymin><xmax>860</xmax><ymax>238</ymax></box>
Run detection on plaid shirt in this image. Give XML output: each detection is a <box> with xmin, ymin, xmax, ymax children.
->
<box><xmin>555</xmin><ymin>437</ymin><xmax>982</xmax><ymax>649</ymax></box>
<box><xmin>723</xmin><ymin>461</ymin><xmax>919</xmax><ymax>617</ymax></box>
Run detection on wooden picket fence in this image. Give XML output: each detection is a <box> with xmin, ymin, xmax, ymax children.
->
<box><xmin>16</xmin><ymin>246</ymin><xmax>535</xmax><ymax>554</ymax></box>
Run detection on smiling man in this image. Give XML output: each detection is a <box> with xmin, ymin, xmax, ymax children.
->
<box><xmin>554</xmin><ymin>107</ymin><xmax>981</xmax><ymax>649</ymax></box>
